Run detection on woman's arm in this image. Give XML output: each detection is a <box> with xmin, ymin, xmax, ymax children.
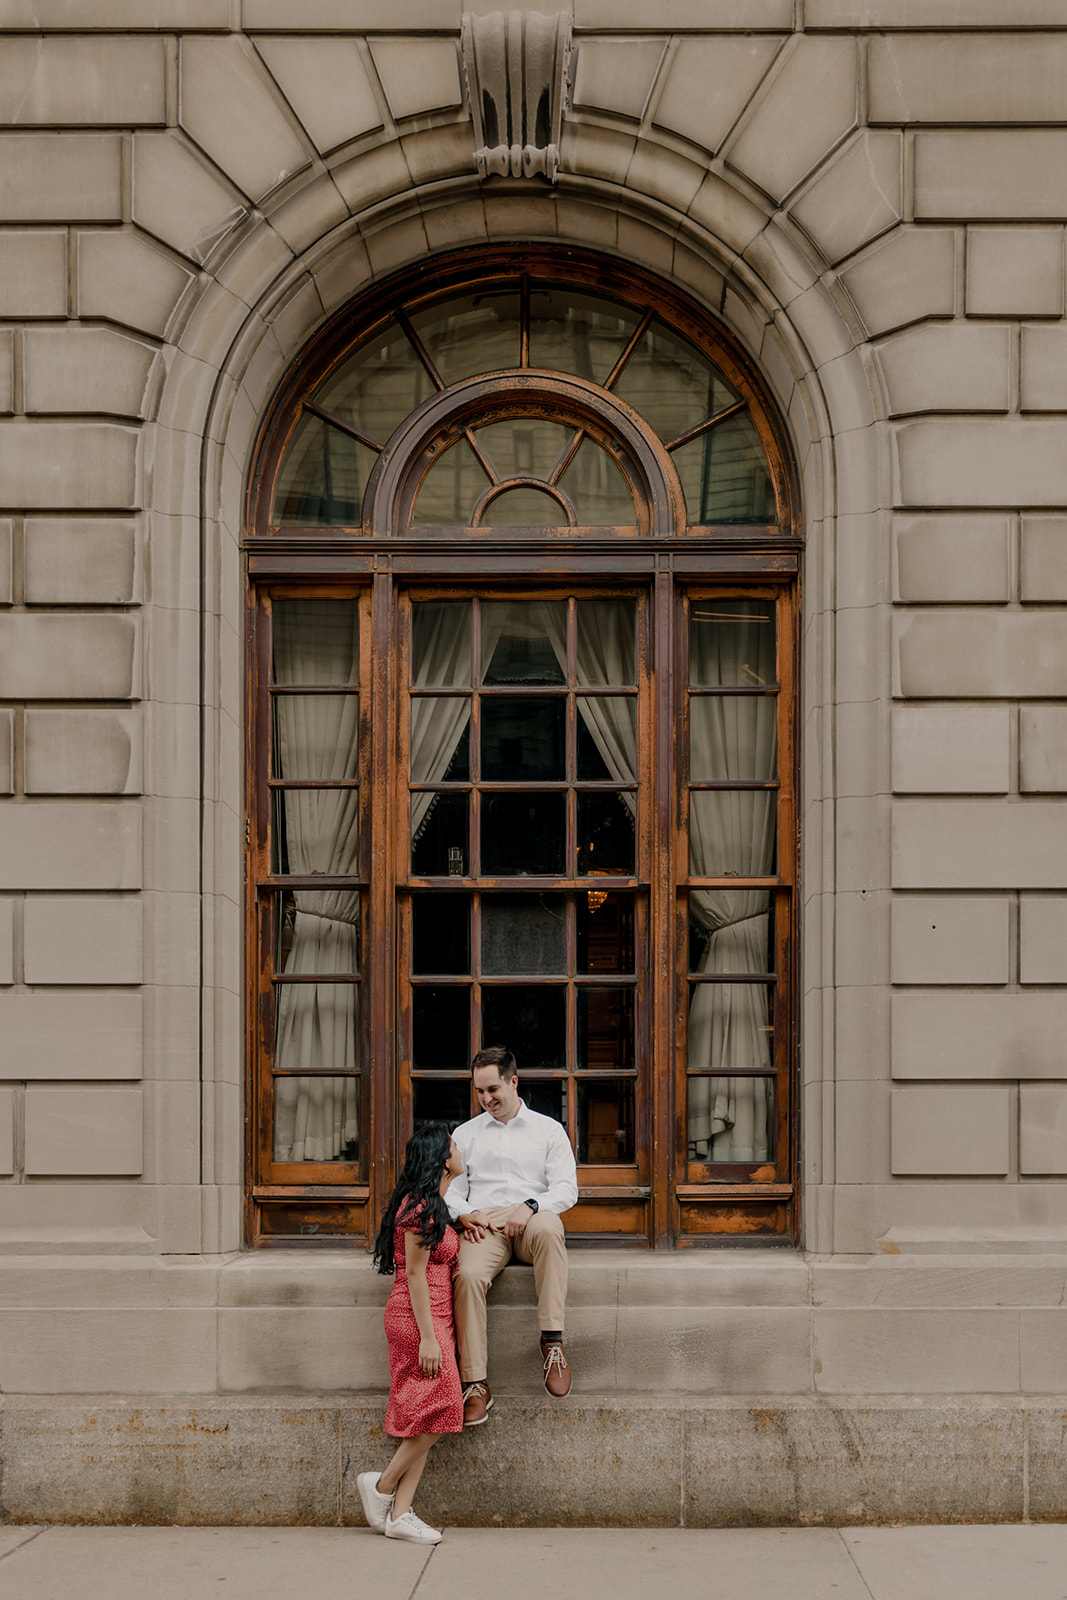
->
<box><xmin>404</xmin><ymin>1230</ymin><xmax>443</xmax><ymax>1377</ymax></box>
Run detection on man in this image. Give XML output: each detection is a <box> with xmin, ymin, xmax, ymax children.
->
<box><xmin>444</xmin><ymin>1045</ymin><xmax>578</xmax><ymax>1425</ymax></box>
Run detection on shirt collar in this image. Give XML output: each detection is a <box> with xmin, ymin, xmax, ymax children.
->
<box><xmin>481</xmin><ymin>1098</ymin><xmax>531</xmax><ymax>1129</ymax></box>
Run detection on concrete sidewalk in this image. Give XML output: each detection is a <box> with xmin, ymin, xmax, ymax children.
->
<box><xmin>1</xmin><ymin>1524</ymin><xmax>1066</xmax><ymax>1600</ymax></box>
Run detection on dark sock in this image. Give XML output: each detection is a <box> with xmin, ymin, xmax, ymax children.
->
<box><xmin>541</xmin><ymin>1330</ymin><xmax>563</xmax><ymax>1343</ymax></box>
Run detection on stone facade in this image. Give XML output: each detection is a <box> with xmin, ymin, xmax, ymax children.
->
<box><xmin>0</xmin><ymin>1</ymin><xmax>1065</xmax><ymax>1524</ymax></box>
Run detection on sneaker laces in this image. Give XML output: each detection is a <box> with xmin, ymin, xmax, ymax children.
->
<box><xmin>463</xmin><ymin>1381</ymin><xmax>488</xmax><ymax>1401</ymax></box>
<box><xmin>542</xmin><ymin>1344</ymin><xmax>568</xmax><ymax>1376</ymax></box>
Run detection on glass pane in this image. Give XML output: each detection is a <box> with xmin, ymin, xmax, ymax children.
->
<box><xmin>529</xmin><ymin>286</ymin><xmax>641</xmax><ymax>384</ymax></box>
<box><xmin>482</xmin><ymin>697</ymin><xmax>565</xmax><ymax>781</ymax></box>
<box><xmin>689</xmin><ymin>696</ymin><xmax>778</xmax><ymax>783</ymax></box>
<box><xmin>689</xmin><ymin>600</ymin><xmax>776</xmax><ymax>687</ymax></box>
<box><xmin>275</xmin><ymin>981</ymin><xmax>360</xmax><ymax>1075</ymax></box>
<box><xmin>411</xmin><ymin>699</ymin><xmax>470</xmax><ymax>782</ymax></box>
<box><xmin>481</xmin><ymin>984</ymin><xmax>565</xmax><ymax>1068</ymax></box>
<box><xmin>577</xmin><ymin>1078</ymin><xmax>635</xmax><ymax>1163</ymax></box>
<box><xmin>477</xmin><ymin>418</ymin><xmax>573</xmax><ymax>481</ymax></box>
<box><xmin>272</xmin><ymin>789</ymin><xmax>359</xmax><ymax>876</ymax></box>
<box><xmin>577</xmin><ymin>891</ymin><xmax>634</xmax><ymax>974</ymax></box>
<box><xmin>314</xmin><ymin>321</ymin><xmax>433</xmax><ymax>448</ymax></box>
<box><xmin>481</xmin><ymin>893</ymin><xmax>566</xmax><ymax>974</ymax></box>
<box><xmin>612</xmin><ymin>318</ymin><xmax>738</xmax><ymax>447</ymax></box>
<box><xmin>578</xmin><ymin>987</ymin><xmax>635</xmax><ymax>1070</ymax></box>
<box><xmin>273</xmin><ymin>1075</ymin><xmax>360</xmax><ymax>1162</ymax></box>
<box><xmin>412</xmin><ymin>792</ymin><xmax>469</xmax><ymax>876</ymax></box>
<box><xmin>688</xmin><ymin>982</ymin><xmax>774</xmax><ymax>1073</ymax></box>
<box><xmin>687</xmin><ymin>1075</ymin><xmax>774</xmax><ymax>1164</ymax></box>
<box><xmin>274</xmin><ymin>889</ymin><xmax>360</xmax><ymax>975</ymax></box>
<box><xmin>477</xmin><ymin>486</ymin><xmax>565</xmax><ymax>526</ymax></box>
<box><xmin>576</xmin><ymin>599</ymin><xmax>635</xmax><ymax>685</ymax></box>
<box><xmin>413</xmin><ymin>1077</ymin><xmax>473</xmax><ymax>1132</ymax></box>
<box><xmin>674</xmin><ymin>411</ymin><xmax>776</xmax><ymax>525</ymax></box>
<box><xmin>689</xmin><ymin>890</ymin><xmax>773</xmax><ymax>975</ymax></box>
<box><xmin>273</xmin><ymin>599</ymin><xmax>359</xmax><ymax>685</ymax></box>
<box><xmin>272</xmin><ymin>411</ymin><xmax>375</xmax><ymax>527</ymax></box>
<box><xmin>408</xmin><ymin>291</ymin><xmax>521</xmax><ymax>386</ymax></box>
<box><xmin>577</xmin><ymin>697</ymin><xmax>637</xmax><ymax>782</ymax></box>
<box><xmin>412</xmin><ymin>602</ymin><xmax>471</xmax><ymax>687</ymax></box>
<box><xmin>689</xmin><ymin>790</ymin><xmax>776</xmax><ymax>878</ymax></box>
<box><xmin>578</xmin><ymin>792</ymin><xmax>636</xmax><ymax>876</ymax></box>
<box><xmin>413</xmin><ymin>986</ymin><xmax>470</xmax><ymax>1068</ymax></box>
<box><xmin>412</xmin><ymin>893</ymin><xmax>470</xmax><ymax>975</ymax></box>
<box><xmin>481</xmin><ymin>602</ymin><xmax>566</xmax><ymax>684</ymax></box>
<box><xmin>272</xmin><ymin>695</ymin><xmax>360</xmax><ymax>780</ymax></box>
<box><xmin>556</xmin><ymin>438</ymin><xmax>637</xmax><ymax>526</ymax></box>
<box><xmin>411</xmin><ymin>435</ymin><xmax>491</xmax><ymax>526</ymax></box>
<box><xmin>520</xmin><ymin>1079</ymin><xmax>567</xmax><ymax>1126</ymax></box>
<box><xmin>482</xmin><ymin>793</ymin><xmax>566</xmax><ymax>876</ymax></box>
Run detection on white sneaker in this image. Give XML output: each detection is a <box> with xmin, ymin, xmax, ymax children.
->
<box><xmin>384</xmin><ymin>1509</ymin><xmax>443</xmax><ymax>1545</ymax></box>
<box><xmin>356</xmin><ymin>1471</ymin><xmax>394</xmax><ymax>1532</ymax></box>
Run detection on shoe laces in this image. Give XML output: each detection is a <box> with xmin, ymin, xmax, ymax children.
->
<box><xmin>463</xmin><ymin>1381</ymin><xmax>488</xmax><ymax>1401</ymax></box>
<box><xmin>542</xmin><ymin>1344</ymin><xmax>568</xmax><ymax>1375</ymax></box>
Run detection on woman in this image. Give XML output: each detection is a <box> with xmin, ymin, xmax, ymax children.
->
<box><xmin>358</xmin><ymin>1123</ymin><xmax>465</xmax><ymax>1544</ymax></box>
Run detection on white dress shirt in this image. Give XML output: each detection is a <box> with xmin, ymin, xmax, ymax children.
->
<box><xmin>444</xmin><ymin>1101</ymin><xmax>578</xmax><ymax>1219</ymax></box>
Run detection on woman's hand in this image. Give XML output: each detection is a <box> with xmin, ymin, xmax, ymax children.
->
<box><xmin>418</xmin><ymin>1335</ymin><xmax>443</xmax><ymax>1377</ymax></box>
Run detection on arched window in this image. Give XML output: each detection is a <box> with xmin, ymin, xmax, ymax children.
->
<box><xmin>246</xmin><ymin>248</ymin><xmax>799</xmax><ymax>1247</ymax></box>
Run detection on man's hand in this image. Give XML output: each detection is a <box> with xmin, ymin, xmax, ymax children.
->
<box><xmin>499</xmin><ymin>1204</ymin><xmax>532</xmax><ymax>1239</ymax></box>
<box><xmin>458</xmin><ymin>1210</ymin><xmax>492</xmax><ymax>1242</ymax></box>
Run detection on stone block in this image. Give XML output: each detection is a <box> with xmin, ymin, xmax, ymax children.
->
<box><xmin>577</xmin><ymin>0</ymin><xmax>791</xmax><ymax>20</ymax></box>
<box><xmin>892</xmin><ymin>990</ymin><xmax>1067</xmax><ymax>1080</ymax></box>
<box><xmin>0</xmin><ymin>1</ymin><xmax>231</xmax><ymax>21</ymax></box>
<box><xmin>895</xmin><ymin>610</ymin><xmax>1067</xmax><ymax>698</ymax></box>
<box><xmin>24</xmin><ymin>896</ymin><xmax>142</xmax><ymax>984</ymax></box>
<box><xmin>0</xmin><ymin>421</ymin><xmax>139</xmax><ymax>509</ymax></box>
<box><xmin>0</xmin><ymin>328</ymin><xmax>12</xmax><ymax>414</ymax></box>
<box><xmin>809</xmin><ymin>0</ymin><xmax>1065</xmax><ymax>18</ymax></box>
<box><xmin>835</xmin><ymin>1079</ymin><xmax>891</xmax><ymax>1185</ymax></box>
<box><xmin>180</xmin><ymin>38</ymin><xmax>310</xmax><ymax>203</ymax></box>
<box><xmin>0</xmin><ymin>990</ymin><xmax>142</xmax><ymax>1080</ymax></box>
<box><xmin>870</xmin><ymin>33</ymin><xmax>1067</xmax><ymax>126</ymax></box>
<box><xmin>0</xmin><ymin>36</ymin><xmax>165</xmax><ymax>125</ymax></box>
<box><xmin>23</xmin><ymin>518</ymin><xmax>140</xmax><ymax>605</ymax></box>
<box><xmin>1020</xmin><ymin>1086</ymin><xmax>1067</xmax><ymax>1176</ymax></box>
<box><xmin>967</xmin><ymin>228</ymin><xmax>1064</xmax><ymax>319</ymax></box>
<box><xmin>0</xmin><ymin>897</ymin><xmax>12</xmax><ymax>983</ymax></box>
<box><xmin>245</xmin><ymin>0</ymin><xmax>459</xmax><ymax>19</ymax></box>
<box><xmin>0</xmin><ymin>804</ymin><xmax>141</xmax><ymax>891</ymax></box>
<box><xmin>24</xmin><ymin>327</ymin><xmax>158</xmax><ymax>419</ymax></box>
<box><xmin>685</xmin><ymin>1401</ymin><xmax>1023</xmax><ymax>1526</ymax></box>
<box><xmin>255</xmin><ymin>38</ymin><xmax>382</xmax><ymax>156</ymax></box>
<box><xmin>915</xmin><ymin>132</ymin><xmax>1067</xmax><ymax>221</ymax></box>
<box><xmin>891</xmin><ymin>896</ymin><xmax>1009</xmax><ymax>985</ymax></box>
<box><xmin>369</xmin><ymin>37</ymin><xmax>462</xmax><ymax>122</ymax></box>
<box><xmin>26</xmin><ymin>707</ymin><xmax>141</xmax><ymax>794</ymax></box>
<box><xmin>218</xmin><ymin>1307</ymin><xmax>386</xmax><ymax>1393</ymax></box>
<box><xmin>726</xmin><ymin>37</ymin><xmax>858</xmax><ymax>203</ymax></box>
<box><xmin>0</xmin><ymin>230</ymin><xmax>66</xmax><ymax>317</ymax></box>
<box><xmin>1021</xmin><ymin>326</ymin><xmax>1067</xmax><ymax>414</ymax></box>
<box><xmin>77</xmin><ymin>232</ymin><xmax>194</xmax><ymax>340</ymax></box>
<box><xmin>573</xmin><ymin>39</ymin><xmax>665</xmax><ymax>121</ymax></box>
<box><xmin>612</xmin><ymin>1306</ymin><xmax>812</xmax><ymax>1395</ymax></box>
<box><xmin>814</xmin><ymin>1309</ymin><xmax>1020</xmax><ymax>1394</ymax></box>
<box><xmin>894</xmin><ymin>800</ymin><xmax>1067</xmax><ymax>890</ymax></box>
<box><xmin>0</xmin><ymin>133</ymin><xmax>121</xmax><ymax>222</ymax></box>
<box><xmin>1020</xmin><ymin>897</ymin><xmax>1067</xmax><ymax>985</ymax></box>
<box><xmin>878</xmin><ymin>323</ymin><xmax>1011</xmax><ymax>417</ymax></box>
<box><xmin>0</xmin><ymin>517</ymin><xmax>9</xmax><ymax>604</ymax></box>
<box><xmin>0</xmin><ymin>1085</ymin><xmax>12</xmax><ymax>1173</ymax></box>
<box><xmin>792</xmin><ymin>132</ymin><xmax>902</xmax><ymax>266</ymax></box>
<box><xmin>653</xmin><ymin>36</ymin><xmax>780</xmax><ymax>157</ymax></box>
<box><xmin>24</xmin><ymin>1088</ymin><xmax>142</xmax><ymax>1176</ymax></box>
<box><xmin>0</xmin><ymin>1310</ymin><xmax>215</xmax><ymax>1394</ymax></box>
<box><xmin>132</xmin><ymin>132</ymin><xmax>246</xmax><ymax>265</ymax></box>
<box><xmin>0</xmin><ymin>615</ymin><xmax>140</xmax><ymax>700</ymax></box>
<box><xmin>895</xmin><ymin>516</ymin><xmax>1011</xmax><ymax>603</ymax></box>
<box><xmin>1021</xmin><ymin>707</ymin><xmax>1067</xmax><ymax>794</ymax></box>
<box><xmin>1029</xmin><ymin>1405</ymin><xmax>1067</xmax><ymax>1521</ymax></box>
<box><xmin>1022</xmin><ymin>518</ymin><xmax>1067</xmax><ymax>602</ymax></box>
<box><xmin>891</xmin><ymin>1087</ymin><xmax>1010</xmax><ymax>1176</ymax></box>
<box><xmin>0</xmin><ymin>709</ymin><xmax>10</xmax><ymax>795</ymax></box>
<box><xmin>891</xmin><ymin>706</ymin><xmax>1010</xmax><ymax>794</ymax></box>
<box><xmin>840</xmin><ymin>228</ymin><xmax>955</xmax><ymax>338</ymax></box>
<box><xmin>1020</xmin><ymin>1312</ymin><xmax>1067</xmax><ymax>1396</ymax></box>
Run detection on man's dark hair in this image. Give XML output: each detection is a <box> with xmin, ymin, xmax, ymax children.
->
<box><xmin>471</xmin><ymin>1044</ymin><xmax>517</xmax><ymax>1079</ymax></box>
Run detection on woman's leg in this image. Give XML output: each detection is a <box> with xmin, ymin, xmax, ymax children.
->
<box><xmin>377</xmin><ymin>1431</ymin><xmax>443</xmax><ymax>1519</ymax></box>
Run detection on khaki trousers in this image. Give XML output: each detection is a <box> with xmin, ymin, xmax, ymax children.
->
<box><xmin>453</xmin><ymin>1207</ymin><xmax>568</xmax><ymax>1383</ymax></box>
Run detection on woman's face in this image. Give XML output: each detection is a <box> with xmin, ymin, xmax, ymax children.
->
<box><xmin>440</xmin><ymin>1137</ymin><xmax>464</xmax><ymax>1191</ymax></box>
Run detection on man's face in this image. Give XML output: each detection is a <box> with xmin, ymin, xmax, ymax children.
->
<box><xmin>473</xmin><ymin>1065</ymin><xmax>521</xmax><ymax>1123</ymax></box>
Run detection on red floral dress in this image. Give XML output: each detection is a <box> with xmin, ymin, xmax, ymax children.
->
<box><xmin>383</xmin><ymin>1201</ymin><xmax>463</xmax><ymax>1438</ymax></box>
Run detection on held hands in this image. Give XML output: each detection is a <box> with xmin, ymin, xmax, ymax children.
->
<box><xmin>418</xmin><ymin>1335</ymin><xmax>443</xmax><ymax>1378</ymax></box>
<box><xmin>499</xmin><ymin>1204</ymin><xmax>531</xmax><ymax>1238</ymax></box>
<box><xmin>458</xmin><ymin>1210</ymin><xmax>491</xmax><ymax>1242</ymax></box>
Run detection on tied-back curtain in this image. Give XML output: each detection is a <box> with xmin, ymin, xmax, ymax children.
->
<box><xmin>272</xmin><ymin>604</ymin><xmax>360</xmax><ymax>1162</ymax></box>
<box><xmin>687</xmin><ymin>611</ymin><xmax>777</xmax><ymax>1162</ymax></box>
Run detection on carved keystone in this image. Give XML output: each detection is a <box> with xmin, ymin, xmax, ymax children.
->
<box><xmin>461</xmin><ymin>10</ymin><xmax>572</xmax><ymax>182</ymax></box>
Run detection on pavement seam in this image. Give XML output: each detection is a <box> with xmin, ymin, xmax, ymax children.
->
<box><xmin>0</xmin><ymin>1525</ymin><xmax>48</xmax><ymax>1564</ymax></box>
<box><xmin>405</xmin><ymin>1541</ymin><xmax>438</xmax><ymax>1598</ymax></box>
<box><xmin>836</xmin><ymin>1528</ymin><xmax>877</xmax><ymax>1600</ymax></box>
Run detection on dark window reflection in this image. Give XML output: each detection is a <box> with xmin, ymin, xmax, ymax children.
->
<box><xmin>576</xmin><ymin>892</ymin><xmax>635</xmax><ymax>973</ymax></box>
<box><xmin>481</xmin><ymin>603</ymin><xmax>566</xmax><ymax>684</ymax></box>
<box><xmin>481</xmin><ymin>984</ymin><xmax>565</xmax><ymax>1068</ymax></box>
<box><xmin>576</xmin><ymin>715</ymin><xmax>612</xmax><ymax>780</ymax></box>
<box><xmin>412</xmin><ymin>793</ymin><xmax>469</xmax><ymax>876</ymax></box>
<box><xmin>482</xmin><ymin>793</ymin><xmax>565</xmax><ymax>876</ymax></box>
<box><xmin>577</xmin><ymin>1078</ymin><xmax>635</xmax><ymax>1163</ymax></box>
<box><xmin>481</xmin><ymin>697</ymin><xmax>565</xmax><ymax>781</ymax></box>
<box><xmin>413</xmin><ymin>1077</ymin><xmax>473</xmax><ymax>1132</ymax></box>
<box><xmin>518</xmin><ymin>1078</ymin><xmax>567</xmax><ymax>1126</ymax></box>
<box><xmin>412</xmin><ymin>986</ymin><xmax>469</xmax><ymax>1068</ymax></box>
<box><xmin>413</xmin><ymin>894</ymin><xmax>470</xmax><ymax>975</ymax></box>
<box><xmin>577</xmin><ymin>792</ymin><xmax>635</xmax><ymax>876</ymax></box>
<box><xmin>578</xmin><ymin>987</ymin><xmax>635</xmax><ymax>1071</ymax></box>
<box><xmin>482</xmin><ymin>894</ymin><xmax>566</xmax><ymax>974</ymax></box>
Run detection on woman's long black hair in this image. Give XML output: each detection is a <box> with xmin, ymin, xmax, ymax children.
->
<box><xmin>372</xmin><ymin>1122</ymin><xmax>455</xmax><ymax>1275</ymax></box>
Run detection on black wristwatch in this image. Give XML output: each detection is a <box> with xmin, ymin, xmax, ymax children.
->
<box><xmin>523</xmin><ymin>1198</ymin><xmax>539</xmax><ymax>1213</ymax></box>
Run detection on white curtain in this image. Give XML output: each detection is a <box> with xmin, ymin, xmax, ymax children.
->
<box><xmin>272</xmin><ymin>603</ymin><xmax>361</xmax><ymax>1162</ymax></box>
<box><xmin>687</xmin><ymin>607</ymin><xmax>777</xmax><ymax>1162</ymax></box>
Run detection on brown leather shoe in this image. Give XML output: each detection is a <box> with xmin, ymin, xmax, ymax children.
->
<box><xmin>540</xmin><ymin>1339</ymin><xmax>572</xmax><ymax>1397</ymax></box>
<box><xmin>462</xmin><ymin>1380</ymin><xmax>493</xmax><ymax>1426</ymax></box>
